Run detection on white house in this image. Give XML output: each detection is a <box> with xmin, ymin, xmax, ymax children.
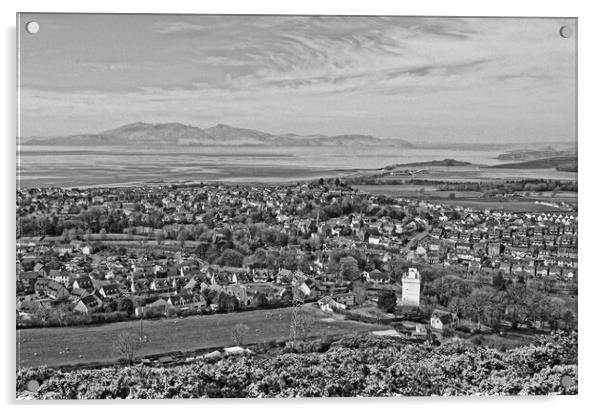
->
<box><xmin>430</xmin><ymin>309</ymin><xmax>459</xmax><ymax>331</ymax></box>
<box><xmin>318</xmin><ymin>296</ymin><xmax>346</xmax><ymax>312</ymax></box>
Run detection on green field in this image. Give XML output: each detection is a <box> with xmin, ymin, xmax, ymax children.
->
<box><xmin>373</xmin><ymin>166</ymin><xmax>576</xmax><ymax>182</ymax></box>
<box><xmin>16</xmin><ymin>305</ymin><xmax>386</xmax><ymax>369</ymax></box>
<box><xmin>354</xmin><ymin>185</ymin><xmax>576</xmax><ymax>212</ymax></box>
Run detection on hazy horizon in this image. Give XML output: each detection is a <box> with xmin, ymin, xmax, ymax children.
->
<box><xmin>18</xmin><ymin>14</ymin><xmax>576</xmax><ymax>144</ymax></box>
<box><xmin>18</xmin><ymin>120</ymin><xmax>577</xmax><ymax>148</ymax></box>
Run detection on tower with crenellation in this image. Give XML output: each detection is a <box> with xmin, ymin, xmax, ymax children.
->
<box><xmin>401</xmin><ymin>267</ymin><xmax>420</xmax><ymax>307</ymax></box>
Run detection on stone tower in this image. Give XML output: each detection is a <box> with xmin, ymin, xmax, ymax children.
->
<box><xmin>401</xmin><ymin>267</ymin><xmax>421</xmax><ymax>307</ymax></box>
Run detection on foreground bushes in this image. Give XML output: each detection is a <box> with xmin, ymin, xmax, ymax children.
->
<box><xmin>16</xmin><ymin>331</ymin><xmax>577</xmax><ymax>399</ymax></box>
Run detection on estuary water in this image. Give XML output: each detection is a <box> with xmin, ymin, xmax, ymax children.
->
<box><xmin>16</xmin><ymin>145</ymin><xmax>563</xmax><ymax>188</ymax></box>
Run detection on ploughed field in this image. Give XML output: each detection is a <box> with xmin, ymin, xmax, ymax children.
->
<box><xmin>16</xmin><ymin>306</ymin><xmax>386</xmax><ymax>369</ymax></box>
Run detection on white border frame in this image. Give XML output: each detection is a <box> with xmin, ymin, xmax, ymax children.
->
<box><xmin>2</xmin><ymin>0</ymin><xmax>600</xmax><ymax>411</ymax></box>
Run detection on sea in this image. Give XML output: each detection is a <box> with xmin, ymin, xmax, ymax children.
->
<box><xmin>16</xmin><ymin>145</ymin><xmax>573</xmax><ymax>189</ymax></box>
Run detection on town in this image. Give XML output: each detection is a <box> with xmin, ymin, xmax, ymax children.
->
<box><xmin>16</xmin><ymin>178</ymin><xmax>577</xmax><ymax>355</ymax></box>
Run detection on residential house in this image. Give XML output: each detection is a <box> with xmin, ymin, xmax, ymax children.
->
<box><xmin>333</xmin><ymin>292</ymin><xmax>356</xmax><ymax>307</ymax></box>
<box><xmin>48</xmin><ymin>270</ymin><xmax>72</xmax><ymax>286</ymax></box>
<box><xmin>72</xmin><ymin>276</ymin><xmax>93</xmax><ymax>291</ymax></box>
<box><xmin>73</xmin><ymin>294</ymin><xmax>104</xmax><ymax>314</ymax></box>
<box><xmin>34</xmin><ymin>278</ymin><xmax>70</xmax><ymax>301</ymax></box>
<box><xmin>99</xmin><ymin>283</ymin><xmax>122</xmax><ymax>299</ymax></box>
<box><xmin>135</xmin><ymin>298</ymin><xmax>175</xmax><ymax>318</ymax></box>
<box><xmin>318</xmin><ymin>295</ymin><xmax>346</xmax><ymax>312</ymax></box>
<box><xmin>430</xmin><ymin>309</ymin><xmax>459</xmax><ymax>331</ymax></box>
<box><xmin>167</xmin><ymin>294</ymin><xmax>207</xmax><ymax>313</ymax></box>
<box><xmin>150</xmin><ymin>277</ymin><xmax>173</xmax><ymax>293</ymax></box>
<box><xmin>368</xmin><ymin>269</ymin><xmax>389</xmax><ymax>284</ymax></box>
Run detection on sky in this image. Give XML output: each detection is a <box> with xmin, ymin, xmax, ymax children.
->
<box><xmin>18</xmin><ymin>14</ymin><xmax>577</xmax><ymax>143</ymax></box>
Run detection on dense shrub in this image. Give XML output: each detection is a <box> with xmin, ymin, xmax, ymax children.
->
<box><xmin>16</xmin><ymin>331</ymin><xmax>577</xmax><ymax>399</ymax></box>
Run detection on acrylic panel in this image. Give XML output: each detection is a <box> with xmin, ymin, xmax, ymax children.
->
<box><xmin>16</xmin><ymin>14</ymin><xmax>577</xmax><ymax>399</ymax></box>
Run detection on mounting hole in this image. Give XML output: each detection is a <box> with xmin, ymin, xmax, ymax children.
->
<box><xmin>25</xmin><ymin>379</ymin><xmax>40</xmax><ymax>392</ymax></box>
<box><xmin>560</xmin><ymin>375</ymin><xmax>575</xmax><ymax>389</ymax></box>
<box><xmin>25</xmin><ymin>21</ymin><xmax>40</xmax><ymax>35</ymax></box>
<box><xmin>559</xmin><ymin>25</ymin><xmax>573</xmax><ymax>39</ymax></box>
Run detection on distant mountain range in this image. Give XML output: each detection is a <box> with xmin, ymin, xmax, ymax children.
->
<box><xmin>21</xmin><ymin>122</ymin><xmax>415</xmax><ymax>148</ymax></box>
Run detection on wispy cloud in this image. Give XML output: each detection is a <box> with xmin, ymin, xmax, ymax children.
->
<box><xmin>74</xmin><ymin>60</ymin><xmax>130</xmax><ymax>72</ymax></box>
<box><xmin>19</xmin><ymin>14</ymin><xmax>576</xmax><ymax>143</ymax></box>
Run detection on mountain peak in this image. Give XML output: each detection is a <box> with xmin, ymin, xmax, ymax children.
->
<box><xmin>109</xmin><ymin>121</ymin><xmax>152</xmax><ymax>130</ymax></box>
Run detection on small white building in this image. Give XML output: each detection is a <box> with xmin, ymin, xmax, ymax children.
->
<box><xmin>318</xmin><ymin>296</ymin><xmax>346</xmax><ymax>312</ymax></box>
<box><xmin>368</xmin><ymin>236</ymin><xmax>380</xmax><ymax>245</ymax></box>
<box><xmin>430</xmin><ymin>309</ymin><xmax>459</xmax><ymax>331</ymax></box>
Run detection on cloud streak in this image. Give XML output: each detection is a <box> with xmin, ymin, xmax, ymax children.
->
<box><xmin>18</xmin><ymin>14</ymin><xmax>576</xmax><ymax>143</ymax></box>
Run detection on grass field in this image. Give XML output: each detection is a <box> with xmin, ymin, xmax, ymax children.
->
<box><xmin>16</xmin><ymin>305</ymin><xmax>386</xmax><ymax>369</ymax></box>
<box><xmin>383</xmin><ymin>166</ymin><xmax>576</xmax><ymax>182</ymax></box>
<box><xmin>354</xmin><ymin>185</ymin><xmax>576</xmax><ymax>212</ymax></box>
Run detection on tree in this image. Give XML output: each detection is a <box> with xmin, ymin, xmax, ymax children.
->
<box><xmin>203</xmin><ymin>288</ymin><xmax>219</xmax><ymax>306</ymax></box>
<box><xmin>231</xmin><ymin>323</ymin><xmax>250</xmax><ymax>346</ymax></box>
<box><xmin>112</xmin><ymin>332</ymin><xmax>142</xmax><ymax>364</ymax></box>
<box><xmin>425</xmin><ymin>275</ymin><xmax>471</xmax><ymax>307</ymax></box>
<box><xmin>279</xmin><ymin>249</ymin><xmax>299</xmax><ymax>270</ymax></box>
<box><xmin>377</xmin><ymin>290</ymin><xmax>397</xmax><ymax>313</ymax></box>
<box><xmin>50</xmin><ymin>303</ymin><xmax>71</xmax><ymax>327</ymax></box>
<box><xmin>463</xmin><ymin>287</ymin><xmax>497</xmax><ymax>330</ymax></box>
<box><xmin>177</xmin><ymin>229</ymin><xmax>189</xmax><ymax>247</ymax></box>
<box><xmin>104</xmin><ymin>299</ymin><xmax>118</xmax><ymax>313</ymax></box>
<box><xmin>61</xmin><ymin>228</ymin><xmax>70</xmax><ymax>243</ymax></box>
<box><xmin>536</xmin><ymin>296</ymin><xmax>565</xmax><ymax>330</ymax></box>
<box><xmin>117</xmin><ymin>297</ymin><xmax>135</xmax><ymax>315</ymax></box>
<box><xmin>218</xmin><ymin>249</ymin><xmax>245</xmax><ymax>268</ymax></box>
<box><xmin>388</xmin><ymin>257</ymin><xmax>408</xmax><ymax>283</ymax></box>
<box><xmin>561</xmin><ymin>309</ymin><xmax>576</xmax><ymax>332</ymax></box>
<box><xmin>280</xmin><ymin>289</ymin><xmax>293</xmax><ymax>305</ymax></box>
<box><xmin>290</xmin><ymin>290</ymin><xmax>313</xmax><ymax>342</ymax></box>
<box><xmin>218</xmin><ymin>292</ymin><xmax>239</xmax><ymax>312</ymax></box>
<box><xmin>339</xmin><ymin>256</ymin><xmax>359</xmax><ymax>281</ymax></box>
<box><xmin>503</xmin><ymin>284</ymin><xmax>535</xmax><ymax>329</ymax></box>
<box><xmin>492</xmin><ymin>272</ymin><xmax>507</xmax><ymax>291</ymax></box>
<box><xmin>252</xmin><ymin>292</ymin><xmax>268</xmax><ymax>308</ymax></box>
<box><xmin>352</xmin><ymin>282</ymin><xmax>367</xmax><ymax>305</ymax></box>
<box><xmin>195</xmin><ymin>241</ymin><xmax>212</xmax><ymax>260</ymax></box>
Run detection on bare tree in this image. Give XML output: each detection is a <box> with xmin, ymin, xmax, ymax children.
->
<box><xmin>113</xmin><ymin>332</ymin><xmax>143</xmax><ymax>364</ymax></box>
<box><xmin>352</xmin><ymin>281</ymin><xmax>367</xmax><ymax>305</ymax></box>
<box><xmin>290</xmin><ymin>289</ymin><xmax>314</xmax><ymax>342</ymax></box>
<box><xmin>34</xmin><ymin>304</ymin><xmax>51</xmax><ymax>323</ymax></box>
<box><xmin>231</xmin><ymin>323</ymin><xmax>250</xmax><ymax>346</ymax></box>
